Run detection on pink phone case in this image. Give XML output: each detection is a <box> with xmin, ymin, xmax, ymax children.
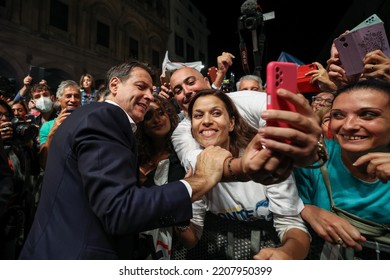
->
<box><xmin>266</xmin><ymin>61</ymin><xmax>297</xmax><ymax>128</ymax></box>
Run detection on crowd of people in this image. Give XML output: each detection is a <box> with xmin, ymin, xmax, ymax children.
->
<box><xmin>1</xmin><ymin>28</ymin><xmax>390</xmax><ymax>260</ymax></box>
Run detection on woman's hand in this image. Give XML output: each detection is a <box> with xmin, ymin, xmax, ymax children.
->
<box><xmin>354</xmin><ymin>152</ymin><xmax>390</xmax><ymax>183</ymax></box>
<box><xmin>301</xmin><ymin>205</ymin><xmax>366</xmax><ymax>251</ymax></box>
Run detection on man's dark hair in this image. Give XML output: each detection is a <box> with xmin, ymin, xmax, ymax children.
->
<box><xmin>105</xmin><ymin>61</ymin><xmax>153</xmax><ymax>86</ymax></box>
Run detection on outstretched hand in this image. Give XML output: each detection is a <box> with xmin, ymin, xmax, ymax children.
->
<box><xmin>186</xmin><ymin>146</ymin><xmax>232</xmax><ymax>201</ymax></box>
<box><xmin>309</xmin><ymin>62</ymin><xmax>337</xmax><ymax>92</ymax></box>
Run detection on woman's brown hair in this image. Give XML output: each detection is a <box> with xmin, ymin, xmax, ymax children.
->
<box><xmin>188</xmin><ymin>89</ymin><xmax>257</xmax><ymax>156</ymax></box>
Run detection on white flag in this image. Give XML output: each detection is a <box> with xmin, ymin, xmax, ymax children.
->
<box><xmin>161</xmin><ymin>51</ymin><xmax>203</xmax><ymax>72</ymax></box>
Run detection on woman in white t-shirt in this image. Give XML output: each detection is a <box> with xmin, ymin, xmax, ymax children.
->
<box><xmin>175</xmin><ymin>89</ymin><xmax>310</xmax><ymax>260</ymax></box>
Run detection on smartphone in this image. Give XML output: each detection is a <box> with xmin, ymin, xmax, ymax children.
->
<box><xmin>334</xmin><ymin>14</ymin><xmax>390</xmax><ymax>75</ymax></box>
<box><xmin>350</xmin><ymin>14</ymin><xmax>382</xmax><ymax>32</ymax></box>
<box><xmin>160</xmin><ymin>70</ymin><xmax>172</xmax><ymax>86</ymax></box>
<box><xmin>266</xmin><ymin>61</ymin><xmax>297</xmax><ymax>128</ymax></box>
<box><xmin>29</xmin><ymin>65</ymin><xmax>45</xmax><ymax>84</ymax></box>
<box><xmin>165</xmin><ymin>70</ymin><xmax>172</xmax><ymax>84</ymax></box>
<box><xmin>208</xmin><ymin>66</ymin><xmax>217</xmax><ymax>83</ymax></box>
<box><xmin>297</xmin><ymin>63</ymin><xmax>320</xmax><ymax>93</ymax></box>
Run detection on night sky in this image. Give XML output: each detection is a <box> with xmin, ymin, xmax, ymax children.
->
<box><xmin>191</xmin><ymin>0</ymin><xmax>353</xmax><ymax>80</ymax></box>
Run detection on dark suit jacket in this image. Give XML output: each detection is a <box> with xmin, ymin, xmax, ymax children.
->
<box><xmin>19</xmin><ymin>102</ymin><xmax>192</xmax><ymax>259</ymax></box>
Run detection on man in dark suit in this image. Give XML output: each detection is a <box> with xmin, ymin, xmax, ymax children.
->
<box><xmin>19</xmin><ymin>61</ymin><xmax>231</xmax><ymax>259</ymax></box>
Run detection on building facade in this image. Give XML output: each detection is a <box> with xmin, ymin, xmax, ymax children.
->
<box><xmin>0</xmin><ymin>0</ymin><xmax>209</xmax><ymax>93</ymax></box>
<box><xmin>168</xmin><ymin>0</ymin><xmax>209</xmax><ymax>65</ymax></box>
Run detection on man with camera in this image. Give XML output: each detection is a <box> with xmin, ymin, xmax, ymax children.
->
<box><xmin>0</xmin><ymin>135</ymin><xmax>14</xmax><ymax>259</ymax></box>
<box><xmin>0</xmin><ymin>99</ymin><xmax>40</xmax><ymax>259</ymax></box>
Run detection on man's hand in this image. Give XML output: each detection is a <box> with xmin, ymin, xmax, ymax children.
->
<box><xmin>214</xmin><ymin>52</ymin><xmax>235</xmax><ymax>88</ymax></box>
<box><xmin>217</xmin><ymin>52</ymin><xmax>235</xmax><ymax>75</ymax></box>
<box><xmin>158</xmin><ymin>73</ymin><xmax>173</xmax><ymax>100</ymax></box>
<box><xmin>185</xmin><ymin>146</ymin><xmax>231</xmax><ymax>201</ymax></box>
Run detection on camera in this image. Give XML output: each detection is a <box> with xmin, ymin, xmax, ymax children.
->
<box><xmin>239</xmin><ymin>13</ymin><xmax>263</xmax><ymax>30</ymax></box>
<box><xmin>11</xmin><ymin>117</ymin><xmax>39</xmax><ymax>144</ymax></box>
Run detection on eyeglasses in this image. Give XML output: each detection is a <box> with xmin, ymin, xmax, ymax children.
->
<box><xmin>0</xmin><ymin>112</ymin><xmax>11</xmax><ymax>119</ymax></box>
<box><xmin>312</xmin><ymin>96</ymin><xmax>333</xmax><ymax>106</ymax></box>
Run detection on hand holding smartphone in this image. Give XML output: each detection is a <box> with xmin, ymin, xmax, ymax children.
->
<box><xmin>160</xmin><ymin>70</ymin><xmax>172</xmax><ymax>86</ymax></box>
<box><xmin>297</xmin><ymin>63</ymin><xmax>320</xmax><ymax>93</ymax></box>
<box><xmin>29</xmin><ymin>65</ymin><xmax>45</xmax><ymax>84</ymax></box>
<box><xmin>266</xmin><ymin>61</ymin><xmax>298</xmax><ymax>128</ymax></box>
<box><xmin>208</xmin><ymin>66</ymin><xmax>217</xmax><ymax>83</ymax></box>
<box><xmin>333</xmin><ymin>14</ymin><xmax>390</xmax><ymax>76</ymax></box>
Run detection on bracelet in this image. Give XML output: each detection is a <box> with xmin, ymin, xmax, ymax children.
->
<box><xmin>304</xmin><ymin>140</ymin><xmax>328</xmax><ymax>169</ymax></box>
<box><xmin>176</xmin><ymin>225</ymin><xmax>190</xmax><ymax>231</ymax></box>
<box><xmin>227</xmin><ymin>157</ymin><xmax>239</xmax><ymax>180</ymax></box>
<box><xmin>175</xmin><ymin>220</ymin><xmax>191</xmax><ymax>232</ymax></box>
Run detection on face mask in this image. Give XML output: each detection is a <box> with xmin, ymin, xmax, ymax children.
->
<box><xmin>35</xmin><ymin>97</ymin><xmax>53</xmax><ymax>113</ymax></box>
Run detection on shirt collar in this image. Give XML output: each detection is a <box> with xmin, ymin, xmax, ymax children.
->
<box><xmin>104</xmin><ymin>100</ymin><xmax>137</xmax><ymax>133</ymax></box>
